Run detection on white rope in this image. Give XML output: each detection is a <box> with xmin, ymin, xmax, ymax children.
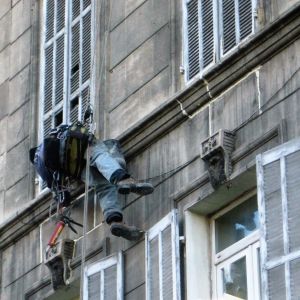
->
<box><xmin>79</xmin><ymin>0</ymin><xmax>104</xmax><ymax>298</ymax></box>
<box><xmin>80</xmin><ymin>141</ymin><xmax>91</xmax><ymax>299</ymax></box>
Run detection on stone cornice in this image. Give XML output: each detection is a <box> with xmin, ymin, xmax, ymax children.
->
<box><xmin>118</xmin><ymin>3</ymin><xmax>300</xmax><ymax>160</ymax></box>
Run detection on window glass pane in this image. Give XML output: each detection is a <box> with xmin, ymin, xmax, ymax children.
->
<box><xmin>221</xmin><ymin>256</ymin><xmax>247</xmax><ymax>299</ymax></box>
<box><xmin>215</xmin><ymin>196</ymin><xmax>259</xmax><ymax>252</ymax></box>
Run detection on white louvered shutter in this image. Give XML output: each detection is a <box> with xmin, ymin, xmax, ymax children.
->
<box><xmin>69</xmin><ymin>0</ymin><xmax>92</xmax><ymax>124</ymax></box>
<box><xmin>84</xmin><ymin>252</ymin><xmax>124</xmax><ymax>300</ymax></box>
<box><xmin>146</xmin><ymin>210</ymin><xmax>181</xmax><ymax>300</ymax></box>
<box><xmin>199</xmin><ymin>0</ymin><xmax>215</xmax><ymax>70</ymax></box>
<box><xmin>257</xmin><ymin>138</ymin><xmax>300</xmax><ymax>300</ymax></box>
<box><xmin>42</xmin><ymin>0</ymin><xmax>67</xmax><ymax>137</ymax></box>
<box><xmin>221</xmin><ymin>0</ymin><xmax>254</xmax><ymax>56</ymax></box>
<box><xmin>186</xmin><ymin>0</ymin><xmax>200</xmax><ymax>80</ymax></box>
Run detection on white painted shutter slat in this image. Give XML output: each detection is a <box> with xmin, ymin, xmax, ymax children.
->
<box><xmin>81</xmin><ymin>88</ymin><xmax>90</xmax><ymax>120</ymax></box>
<box><xmin>83</xmin><ymin>0</ymin><xmax>91</xmax><ymax>11</ymax></box>
<box><xmin>84</xmin><ymin>252</ymin><xmax>124</xmax><ymax>300</ymax></box>
<box><xmin>268</xmin><ymin>265</ymin><xmax>286</xmax><ymax>300</ymax></box>
<box><xmin>82</xmin><ymin>10</ymin><xmax>92</xmax><ymax>85</ymax></box>
<box><xmin>44</xmin><ymin>45</ymin><xmax>54</xmax><ymax>115</ymax></box>
<box><xmin>257</xmin><ymin>138</ymin><xmax>300</xmax><ymax>300</ymax></box>
<box><xmin>45</xmin><ymin>0</ymin><xmax>55</xmax><ymax>42</ymax></box>
<box><xmin>238</xmin><ymin>0</ymin><xmax>253</xmax><ymax>40</ymax></box>
<box><xmin>290</xmin><ymin>258</ymin><xmax>300</xmax><ymax>298</ymax></box>
<box><xmin>71</xmin><ymin>22</ymin><xmax>80</xmax><ymax>95</ymax></box>
<box><xmin>201</xmin><ymin>0</ymin><xmax>214</xmax><ymax>68</ymax></box>
<box><xmin>72</xmin><ymin>0</ymin><xmax>81</xmax><ymax>20</ymax></box>
<box><xmin>149</xmin><ymin>237</ymin><xmax>160</xmax><ymax>299</ymax></box>
<box><xmin>55</xmin><ymin>35</ymin><xmax>65</xmax><ymax>105</ymax></box>
<box><xmin>187</xmin><ymin>0</ymin><xmax>200</xmax><ymax>80</ymax></box>
<box><xmin>222</xmin><ymin>0</ymin><xmax>236</xmax><ymax>54</ymax></box>
<box><xmin>88</xmin><ymin>272</ymin><xmax>101</xmax><ymax>300</ymax></box>
<box><xmin>104</xmin><ymin>265</ymin><xmax>118</xmax><ymax>300</ymax></box>
<box><xmin>146</xmin><ymin>210</ymin><xmax>181</xmax><ymax>300</ymax></box>
<box><xmin>263</xmin><ymin>160</ymin><xmax>284</xmax><ymax>260</ymax></box>
<box><xmin>286</xmin><ymin>150</ymin><xmax>300</xmax><ymax>252</ymax></box>
<box><xmin>56</xmin><ymin>0</ymin><xmax>65</xmax><ymax>33</ymax></box>
<box><xmin>162</xmin><ymin>225</ymin><xmax>174</xmax><ymax>299</ymax></box>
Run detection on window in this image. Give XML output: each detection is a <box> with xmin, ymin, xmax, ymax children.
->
<box><xmin>257</xmin><ymin>137</ymin><xmax>300</xmax><ymax>300</ymax></box>
<box><xmin>83</xmin><ymin>252</ymin><xmax>124</xmax><ymax>300</ymax></box>
<box><xmin>40</xmin><ymin>0</ymin><xmax>94</xmax><ymax>138</ymax></box>
<box><xmin>212</xmin><ymin>194</ymin><xmax>261</xmax><ymax>300</ymax></box>
<box><xmin>145</xmin><ymin>210</ymin><xmax>181</xmax><ymax>300</ymax></box>
<box><xmin>183</xmin><ymin>0</ymin><xmax>257</xmax><ymax>81</ymax></box>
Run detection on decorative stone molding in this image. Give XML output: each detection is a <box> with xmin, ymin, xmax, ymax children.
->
<box><xmin>201</xmin><ymin>130</ymin><xmax>235</xmax><ymax>188</ymax></box>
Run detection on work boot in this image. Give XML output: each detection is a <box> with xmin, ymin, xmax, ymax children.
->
<box><xmin>110</xmin><ymin>222</ymin><xmax>144</xmax><ymax>241</ymax></box>
<box><xmin>117</xmin><ymin>177</ymin><xmax>154</xmax><ymax>195</ymax></box>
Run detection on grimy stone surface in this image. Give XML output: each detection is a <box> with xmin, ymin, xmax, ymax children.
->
<box><xmin>0</xmin><ymin>117</ymin><xmax>8</xmax><ymax>155</ymax></box>
<box><xmin>110</xmin><ymin>0</ymin><xmax>146</xmax><ymax>30</ymax></box>
<box><xmin>0</xmin><ymin>11</ymin><xmax>11</xmax><ymax>51</ymax></box>
<box><xmin>110</xmin><ymin>25</ymin><xmax>170</xmax><ymax>109</ymax></box>
<box><xmin>0</xmin><ymin>80</ymin><xmax>9</xmax><ymax>120</ymax></box>
<box><xmin>5</xmin><ymin>138</ymin><xmax>29</xmax><ymax>189</ymax></box>
<box><xmin>4</xmin><ymin>175</ymin><xmax>29</xmax><ymax>219</ymax></box>
<box><xmin>9</xmin><ymin>29</ymin><xmax>31</xmax><ymax>79</ymax></box>
<box><xmin>11</xmin><ymin>0</ymin><xmax>31</xmax><ymax>43</ymax></box>
<box><xmin>0</xmin><ymin>0</ymin><xmax>10</xmax><ymax>20</ymax></box>
<box><xmin>110</xmin><ymin>68</ymin><xmax>170</xmax><ymax>138</ymax></box>
<box><xmin>110</xmin><ymin>0</ymin><xmax>169</xmax><ymax>68</ymax></box>
<box><xmin>9</xmin><ymin>65</ymin><xmax>30</xmax><ymax>114</ymax></box>
<box><xmin>0</xmin><ymin>46</ymin><xmax>10</xmax><ymax>85</ymax></box>
<box><xmin>7</xmin><ymin>103</ymin><xmax>29</xmax><ymax>151</ymax></box>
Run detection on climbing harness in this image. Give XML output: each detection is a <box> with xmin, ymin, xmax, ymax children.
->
<box><xmin>44</xmin><ymin>104</ymin><xmax>95</xmax><ymax>291</ymax></box>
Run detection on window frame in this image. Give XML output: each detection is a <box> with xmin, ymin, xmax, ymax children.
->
<box><xmin>182</xmin><ymin>0</ymin><xmax>258</xmax><ymax>82</ymax></box>
<box><xmin>83</xmin><ymin>251</ymin><xmax>124</xmax><ymax>300</ymax></box>
<box><xmin>211</xmin><ymin>190</ymin><xmax>261</xmax><ymax>300</ymax></box>
<box><xmin>39</xmin><ymin>0</ymin><xmax>95</xmax><ymax>141</ymax></box>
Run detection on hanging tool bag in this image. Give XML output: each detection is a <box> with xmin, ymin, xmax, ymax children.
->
<box><xmin>55</xmin><ymin>122</ymin><xmax>90</xmax><ymax>179</ymax></box>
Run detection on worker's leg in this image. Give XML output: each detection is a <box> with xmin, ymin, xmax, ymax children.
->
<box><xmin>81</xmin><ymin>167</ymin><xmax>144</xmax><ymax>241</ymax></box>
<box><xmin>89</xmin><ymin>139</ymin><xmax>129</xmax><ymax>184</ymax></box>
<box><xmin>89</xmin><ymin>139</ymin><xmax>154</xmax><ymax>195</ymax></box>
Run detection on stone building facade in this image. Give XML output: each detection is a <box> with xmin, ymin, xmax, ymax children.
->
<box><xmin>0</xmin><ymin>0</ymin><xmax>300</xmax><ymax>299</ymax></box>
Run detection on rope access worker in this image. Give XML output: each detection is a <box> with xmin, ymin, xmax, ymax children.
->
<box><xmin>29</xmin><ymin>122</ymin><xmax>154</xmax><ymax>241</ymax></box>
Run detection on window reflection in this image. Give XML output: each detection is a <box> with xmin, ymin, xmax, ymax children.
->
<box><xmin>222</xmin><ymin>257</ymin><xmax>247</xmax><ymax>300</ymax></box>
<box><xmin>215</xmin><ymin>196</ymin><xmax>259</xmax><ymax>253</ymax></box>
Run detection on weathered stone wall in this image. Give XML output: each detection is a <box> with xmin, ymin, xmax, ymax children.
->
<box><xmin>0</xmin><ymin>0</ymin><xmax>299</xmax><ymax>299</ymax></box>
<box><xmin>0</xmin><ymin>0</ymin><xmax>38</xmax><ymax>224</ymax></box>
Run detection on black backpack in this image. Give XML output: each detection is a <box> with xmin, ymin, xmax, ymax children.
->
<box><xmin>30</xmin><ymin>122</ymin><xmax>91</xmax><ymax>187</ymax></box>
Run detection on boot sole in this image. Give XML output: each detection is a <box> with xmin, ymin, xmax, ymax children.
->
<box><xmin>111</xmin><ymin>223</ymin><xmax>144</xmax><ymax>241</ymax></box>
<box><xmin>117</xmin><ymin>183</ymin><xmax>154</xmax><ymax>195</ymax></box>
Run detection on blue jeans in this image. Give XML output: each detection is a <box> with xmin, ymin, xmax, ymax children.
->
<box><xmin>81</xmin><ymin>139</ymin><xmax>126</xmax><ymax>223</ymax></box>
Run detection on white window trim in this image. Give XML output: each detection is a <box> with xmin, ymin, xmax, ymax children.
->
<box><xmin>83</xmin><ymin>251</ymin><xmax>124</xmax><ymax>300</ymax></box>
<box><xmin>211</xmin><ymin>190</ymin><xmax>260</xmax><ymax>300</ymax></box>
<box><xmin>145</xmin><ymin>209</ymin><xmax>181</xmax><ymax>300</ymax></box>
<box><xmin>257</xmin><ymin>137</ymin><xmax>300</xmax><ymax>300</ymax></box>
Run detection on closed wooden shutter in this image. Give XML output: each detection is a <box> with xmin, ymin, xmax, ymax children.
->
<box><xmin>42</xmin><ymin>0</ymin><xmax>67</xmax><ymax>136</ymax></box>
<box><xmin>69</xmin><ymin>0</ymin><xmax>93</xmax><ymax>123</ymax></box>
<box><xmin>186</xmin><ymin>0</ymin><xmax>200</xmax><ymax>80</ymax></box>
<box><xmin>221</xmin><ymin>0</ymin><xmax>254</xmax><ymax>56</ymax></box>
<box><xmin>200</xmin><ymin>0</ymin><xmax>215</xmax><ymax>69</ymax></box>
<box><xmin>84</xmin><ymin>252</ymin><xmax>124</xmax><ymax>300</ymax></box>
<box><xmin>146</xmin><ymin>210</ymin><xmax>181</xmax><ymax>300</ymax></box>
<box><xmin>257</xmin><ymin>138</ymin><xmax>300</xmax><ymax>300</ymax></box>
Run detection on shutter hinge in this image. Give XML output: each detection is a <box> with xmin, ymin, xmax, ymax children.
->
<box><xmin>179</xmin><ymin>236</ymin><xmax>185</xmax><ymax>244</ymax></box>
<box><xmin>179</xmin><ymin>65</ymin><xmax>185</xmax><ymax>74</ymax></box>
